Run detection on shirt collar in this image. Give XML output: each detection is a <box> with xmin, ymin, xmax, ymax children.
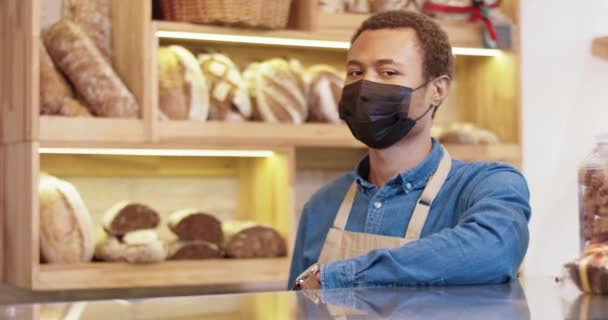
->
<box><xmin>354</xmin><ymin>138</ymin><xmax>444</xmax><ymax>193</ymax></box>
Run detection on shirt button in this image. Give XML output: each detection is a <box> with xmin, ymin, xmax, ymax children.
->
<box><xmin>374</xmin><ymin>201</ymin><xmax>382</xmax><ymax>209</ymax></box>
<box><xmin>405</xmin><ymin>182</ymin><xmax>413</xmax><ymax>189</ymax></box>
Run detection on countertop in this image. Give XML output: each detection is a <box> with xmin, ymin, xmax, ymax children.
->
<box><xmin>0</xmin><ymin>277</ymin><xmax>602</xmax><ymax>319</ymax></box>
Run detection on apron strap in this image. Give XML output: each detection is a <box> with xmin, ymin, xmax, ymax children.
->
<box><xmin>333</xmin><ymin>182</ymin><xmax>358</xmax><ymax>230</ymax></box>
<box><xmin>404</xmin><ymin>150</ymin><xmax>452</xmax><ymax>241</ymax></box>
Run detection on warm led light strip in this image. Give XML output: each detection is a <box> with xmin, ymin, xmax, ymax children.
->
<box><xmin>38</xmin><ymin>148</ymin><xmax>274</xmax><ymax>158</ymax></box>
<box><xmin>156</xmin><ymin>30</ymin><xmax>503</xmax><ymax>56</ymax></box>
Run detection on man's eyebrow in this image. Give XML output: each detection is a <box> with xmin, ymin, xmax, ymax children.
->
<box><xmin>346</xmin><ymin>60</ymin><xmax>364</xmax><ymax>66</ymax></box>
<box><xmin>375</xmin><ymin>59</ymin><xmax>403</xmax><ymax>66</ymax></box>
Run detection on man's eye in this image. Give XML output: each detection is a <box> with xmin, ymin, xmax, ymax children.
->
<box><xmin>380</xmin><ymin>70</ymin><xmax>399</xmax><ymax>76</ymax></box>
<box><xmin>347</xmin><ymin>70</ymin><xmax>363</xmax><ymax>77</ymax></box>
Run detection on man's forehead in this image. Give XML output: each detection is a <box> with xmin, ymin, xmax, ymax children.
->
<box><xmin>348</xmin><ymin>28</ymin><xmax>421</xmax><ymax>63</ymax></box>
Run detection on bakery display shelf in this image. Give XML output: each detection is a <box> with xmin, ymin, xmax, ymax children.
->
<box><xmin>35</xmin><ymin>258</ymin><xmax>290</xmax><ymax>290</ymax></box>
<box><xmin>39</xmin><ymin>116</ymin><xmax>146</xmax><ymax>144</ymax></box>
<box><xmin>154</xmin><ymin>18</ymin><xmax>513</xmax><ymax>50</ymax></box>
<box><xmin>593</xmin><ymin>37</ymin><xmax>608</xmax><ymax>61</ymax></box>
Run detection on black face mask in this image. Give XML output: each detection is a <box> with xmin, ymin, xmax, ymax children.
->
<box><xmin>338</xmin><ymin>80</ymin><xmax>435</xmax><ymax>149</ymax></box>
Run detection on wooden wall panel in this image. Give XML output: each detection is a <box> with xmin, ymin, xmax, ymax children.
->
<box><xmin>0</xmin><ymin>0</ymin><xmax>39</xmax><ymax>143</ymax></box>
<box><xmin>2</xmin><ymin>142</ymin><xmax>38</xmax><ymax>288</ymax></box>
<box><xmin>0</xmin><ymin>145</ymin><xmax>4</xmax><ymax>283</ymax></box>
<box><xmin>111</xmin><ymin>0</ymin><xmax>151</xmax><ymax>119</ymax></box>
<box><xmin>454</xmin><ymin>53</ymin><xmax>520</xmax><ymax>144</ymax></box>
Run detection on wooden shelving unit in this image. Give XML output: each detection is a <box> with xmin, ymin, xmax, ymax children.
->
<box><xmin>1</xmin><ymin>0</ymin><xmax>522</xmax><ymax>292</ymax></box>
<box><xmin>593</xmin><ymin>37</ymin><xmax>608</xmax><ymax>61</ymax></box>
<box><xmin>36</xmin><ymin>258</ymin><xmax>289</xmax><ymax>290</ymax></box>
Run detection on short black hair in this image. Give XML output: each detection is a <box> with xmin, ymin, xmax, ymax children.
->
<box><xmin>351</xmin><ymin>11</ymin><xmax>454</xmax><ymax>81</ymax></box>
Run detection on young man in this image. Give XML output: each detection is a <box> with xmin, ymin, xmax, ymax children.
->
<box><xmin>289</xmin><ymin>11</ymin><xmax>530</xmax><ymax>290</ymax></box>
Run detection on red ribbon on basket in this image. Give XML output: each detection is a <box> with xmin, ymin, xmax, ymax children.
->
<box><xmin>423</xmin><ymin>0</ymin><xmax>501</xmax><ymax>48</ymax></box>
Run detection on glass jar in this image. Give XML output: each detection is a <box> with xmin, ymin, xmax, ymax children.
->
<box><xmin>579</xmin><ymin>133</ymin><xmax>608</xmax><ymax>251</ymax></box>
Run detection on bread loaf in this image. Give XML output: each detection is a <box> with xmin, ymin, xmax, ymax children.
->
<box><xmin>158</xmin><ymin>45</ymin><xmax>209</xmax><ymax>120</ymax></box>
<box><xmin>102</xmin><ymin>201</ymin><xmax>161</xmax><ymax>237</ymax></box>
<box><xmin>345</xmin><ymin>0</ymin><xmax>371</xmax><ymax>13</ymax></box>
<box><xmin>168</xmin><ymin>209</ymin><xmax>223</xmax><ymax>244</ymax></box>
<box><xmin>44</xmin><ymin>19</ymin><xmax>139</xmax><ymax>117</ymax></box>
<box><xmin>95</xmin><ymin>229</ymin><xmax>168</xmax><ymax>264</ymax></box>
<box><xmin>319</xmin><ymin>0</ymin><xmax>345</xmax><ymax>13</ymax></box>
<box><xmin>223</xmin><ymin>222</ymin><xmax>287</xmax><ymax>258</ymax></box>
<box><xmin>438</xmin><ymin>123</ymin><xmax>500</xmax><ymax>145</ymax></box>
<box><xmin>307</xmin><ymin>65</ymin><xmax>344</xmax><ymax>123</ymax></box>
<box><xmin>169</xmin><ymin>240</ymin><xmax>223</xmax><ymax>260</ymax></box>
<box><xmin>198</xmin><ymin>53</ymin><xmax>251</xmax><ymax>122</ymax></box>
<box><xmin>39</xmin><ymin>174</ymin><xmax>95</xmax><ymax>263</ymax></box>
<box><xmin>63</xmin><ymin>0</ymin><xmax>113</xmax><ymax>62</ymax></box>
<box><xmin>244</xmin><ymin>58</ymin><xmax>308</xmax><ymax>124</ymax></box>
<box><xmin>40</xmin><ymin>40</ymin><xmax>91</xmax><ymax>116</ymax></box>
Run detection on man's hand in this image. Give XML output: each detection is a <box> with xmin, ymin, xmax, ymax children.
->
<box><xmin>299</xmin><ymin>268</ymin><xmax>321</xmax><ymax>290</ymax></box>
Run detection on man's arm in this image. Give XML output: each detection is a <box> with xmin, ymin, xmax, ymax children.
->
<box><xmin>321</xmin><ymin>167</ymin><xmax>531</xmax><ymax>289</ymax></box>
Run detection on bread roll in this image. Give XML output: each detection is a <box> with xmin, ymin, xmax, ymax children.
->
<box><xmin>307</xmin><ymin>65</ymin><xmax>344</xmax><ymax>123</ymax></box>
<box><xmin>39</xmin><ymin>174</ymin><xmax>95</xmax><ymax>263</ymax></box>
<box><xmin>198</xmin><ymin>53</ymin><xmax>251</xmax><ymax>122</ymax></box>
<box><xmin>244</xmin><ymin>58</ymin><xmax>308</xmax><ymax>124</ymax></box>
<box><xmin>223</xmin><ymin>222</ymin><xmax>287</xmax><ymax>258</ymax></box>
<box><xmin>63</xmin><ymin>0</ymin><xmax>113</xmax><ymax>62</ymax></box>
<box><xmin>95</xmin><ymin>229</ymin><xmax>168</xmax><ymax>264</ymax></box>
<box><xmin>158</xmin><ymin>46</ymin><xmax>209</xmax><ymax>120</ymax></box>
<box><xmin>44</xmin><ymin>19</ymin><xmax>139</xmax><ymax>117</ymax></box>
<box><xmin>168</xmin><ymin>209</ymin><xmax>223</xmax><ymax>244</ymax></box>
<box><xmin>169</xmin><ymin>240</ymin><xmax>223</xmax><ymax>260</ymax></box>
<box><xmin>102</xmin><ymin>201</ymin><xmax>160</xmax><ymax>237</ymax></box>
<box><xmin>40</xmin><ymin>40</ymin><xmax>91</xmax><ymax>116</ymax></box>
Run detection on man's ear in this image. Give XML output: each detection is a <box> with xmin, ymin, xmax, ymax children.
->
<box><xmin>430</xmin><ymin>75</ymin><xmax>451</xmax><ymax>106</ymax></box>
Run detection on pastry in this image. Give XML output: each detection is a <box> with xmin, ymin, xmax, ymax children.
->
<box><xmin>566</xmin><ymin>244</ymin><xmax>608</xmax><ymax>294</ymax></box>
<box><xmin>158</xmin><ymin>46</ymin><xmax>209</xmax><ymax>120</ymax></box>
<box><xmin>102</xmin><ymin>201</ymin><xmax>161</xmax><ymax>237</ymax></box>
<box><xmin>198</xmin><ymin>53</ymin><xmax>251</xmax><ymax>122</ymax></box>
<box><xmin>438</xmin><ymin>123</ymin><xmax>500</xmax><ymax>145</ymax></box>
<box><xmin>307</xmin><ymin>65</ymin><xmax>344</xmax><ymax>123</ymax></box>
<box><xmin>39</xmin><ymin>174</ymin><xmax>95</xmax><ymax>263</ymax></box>
<box><xmin>63</xmin><ymin>0</ymin><xmax>113</xmax><ymax>62</ymax></box>
<box><xmin>244</xmin><ymin>58</ymin><xmax>308</xmax><ymax>124</ymax></box>
<box><xmin>95</xmin><ymin>229</ymin><xmax>168</xmax><ymax>264</ymax></box>
<box><xmin>168</xmin><ymin>209</ymin><xmax>223</xmax><ymax>244</ymax></box>
<box><xmin>169</xmin><ymin>240</ymin><xmax>223</xmax><ymax>260</ymax></box>
<box><xmin>44</xmin><ymin>19</ymin><xmax>139</xmax><ymax>117</ymax></box>
<box><xmin>223</xmin><ymin>222</ymin><xmax>287</xmax><ymax>258</ymax></box>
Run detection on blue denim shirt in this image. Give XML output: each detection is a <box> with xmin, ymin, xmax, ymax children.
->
<box><xmin>288</xmin><ymin>139</ymin><xmax>531</xmax><ymax>289</ymax></box>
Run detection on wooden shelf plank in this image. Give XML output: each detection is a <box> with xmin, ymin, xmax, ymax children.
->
<box><xmin>39</xmin><ymin>116</ymin><xmax>146</xmax><ymax>144</ymax></box>
<box><xmin>157</xmin><ymin>121</ymin><xmax>361</xmax><ymax>148</ymax></box>
<box><xmin>36</xmin><ymin>258</ymin><xmax>289</xmax><ymax>290</ymax></box>
<box><xmin>154</xmin><ymin>17</ymin><xmax>514</xmax><ymax>50</ymax></box>
<box><xmin>593</xmin><ymin>37</ymin><xmax>608</xmax><ymax>61</ymax></box>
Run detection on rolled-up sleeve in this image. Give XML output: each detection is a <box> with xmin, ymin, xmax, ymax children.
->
<box><xmin>321</xmin><ymin>167</ymin><xmax>531</xmax><ymax>289</ymax></box>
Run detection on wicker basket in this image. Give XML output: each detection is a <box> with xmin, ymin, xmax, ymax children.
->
<box><xmin>161</xmin><ymin>0</ymin><xmax>293</xmax><ymax>29</ymax></box>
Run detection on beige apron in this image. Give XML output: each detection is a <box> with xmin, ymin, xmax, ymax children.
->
<box><xmin>318</xmin><ymin>150</ymin><xmax>452</xmax><ymax>264</ymax></box>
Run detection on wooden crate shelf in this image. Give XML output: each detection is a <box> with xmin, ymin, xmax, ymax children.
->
<box><xmin>39</xmin><ymin>116</ymin><xmax>146</xmax><ymax>145</ymax></box>
<box><xmin>154</xmin><ymin>17</ymin><xmax>514</xmax><ymax>50</ymax></box>
<box><xmin>36</xmin><ymin>258</ymin><xmax>290</xmax><ymax>290</ymax></box>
